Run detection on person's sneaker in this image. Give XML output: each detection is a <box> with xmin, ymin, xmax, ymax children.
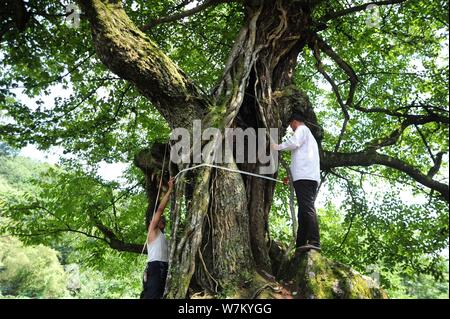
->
<box><xmin>297</xmin><ymin>244</ymin><xmax>321</xmax><ymax>252</ymax></box>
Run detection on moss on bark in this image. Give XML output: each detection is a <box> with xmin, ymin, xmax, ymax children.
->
<box><xmin>279</xmin><ymin>250</ymin><xmax>388</xmax><ymax>299</ymax></box>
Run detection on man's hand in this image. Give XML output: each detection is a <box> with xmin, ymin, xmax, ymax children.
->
<box><xmin>283</xmin><ymin>177</ymin><xmax>289</xmax><ymax>185</ymax></box>
<box><xmin>271</xmin><ymin>143</ymin><xmax>279</xmax><ymax>151</ymax></box>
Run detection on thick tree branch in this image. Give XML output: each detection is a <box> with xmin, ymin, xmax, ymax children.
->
<box><xmin>8</xmin><ymin>229</ymin><xmax>106</xmax><ymax>242</ymax></box>
<box><xmin>354</xmin><ymin>102</ymin><xmax>449</xmax><ymax>123</ymax></box>
<box><xmin>310</xmin><ymin>34</ymin><xmax>359</xmax><ymax>152</ymax></box>
<box><xmin>11</xmin><ymin>186</ymin><xmax>147</xmax><ymax>254</ymax></box>
<box><xmin>141</xmin><ymin>0</ymin><xmax>231</xmax><ymax>31</ymax></box>
<box><xmin>314</xmin><ymin>60</ymin><xmax>349</xmax><ymax>152</ymax></box>
<box><xmin>320</xmin><ymin>0</ymin><xmax>408</xmax><ymax>22</ymax></box>
<box><xmin>322</xmin><ymin>151</ymin><xmax>449</xmax><ymax>202</ymax></box>
<box><xmin>414</xmin><ymin>124</ymin><xmax>436</xmax><ymax>163</ymax></box>
<box><xmin>346</xmin><ymin>166</ymin><xmax>424</xmax><ymax>192</ymax></box>
<box><xmin>11</xmin><ymin>227</ymin><xmax>145</xmax><ymax>253</ymax></box>
<box><xmin>77</xmin><ymin>0</ymin><xmax>209</xmax><ymax>128</ymax></box>
<box><xmin>313</xmin><ymin>34</ymin><xmax>359</xmax><ymax>107</ymax></box>
<box><xmin>364</xmin><ymin>113</ymin><xmax>447</xmax><ymax>150</ymax></box>
<box><xmin>427</xmin><ymin>152</ymin><xmax>444</xmax><ymax>178</ymax></box>
<box><xmin>93</xmin><ymin>219</ymin><xmax>145</xmax><ymax>253</ymax></box>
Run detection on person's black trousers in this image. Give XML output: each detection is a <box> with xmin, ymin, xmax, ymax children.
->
<box><xmin>293</xmin><ymin>179</ymin><xmax>320</xmax><ymax>248</ymax></box>
<box><xmin>140</xmin><ymin>261</ymin><xmax>168</xmax><ymax>299</ymax></box>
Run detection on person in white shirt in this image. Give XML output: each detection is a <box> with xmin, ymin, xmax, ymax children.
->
<box><xmin>272</xmin><ymin>113</ymin><xmax>321</xmax><ymax>252</ymax></box>
<box><xmin>140</xmin><ymin>177</ymin><xmax>173</xmax><ymax>299</ymax></box>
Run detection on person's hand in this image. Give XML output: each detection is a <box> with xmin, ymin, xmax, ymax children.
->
<box><xmin>168</xmin><ymin>177</ymin><xmax>175</xmax><ymax>190</ymax></box>
<box><xmin>283</xmin><ymin>177</ymin><xmax>289</xmax><ymax>185</ymax></box>
<box><xmin>271</xmin><ymin>143</ymin><xmax>278</xmax><ymax>151</ymax></box>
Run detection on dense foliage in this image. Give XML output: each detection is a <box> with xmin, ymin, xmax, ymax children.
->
<box><xmin>0</xmin><ymin>152</ymin><xmax>144</xmax><ymax>298</ymax></box>
<box><xmin>0</xmin><ymin>0</ymin><xmax>448</xmax><ymax>298</ymax></box>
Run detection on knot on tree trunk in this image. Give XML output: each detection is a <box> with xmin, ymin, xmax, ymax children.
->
<box><xmin>272</xmin><ymin>85</ymin><xmax>323</xmax><ymax>143</ymax></box>
<box><xmin>134</xmin><ymin>143</ymin><xmax>171</xmax><ymax>228</ymax></box>
<box><xmin>134</xmin><ymin>143</ymin><xmax>168</xmax><ymax>176</ymax></box>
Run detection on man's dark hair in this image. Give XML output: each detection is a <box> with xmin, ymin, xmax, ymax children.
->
<box><xmin>288</xmin><ymin>113</ymin><xmax>306</xmax><ymax>123</ymax></box>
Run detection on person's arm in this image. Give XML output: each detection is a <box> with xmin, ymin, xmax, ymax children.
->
<box><xmin>272</xmin><ymin>127</ymin><xmax>305</xmax><ymax>151</ymax></box>
<box><xmin>149</xmin><ymin>177</ymin><xmax>174</xmax><ymax>231</ymax></box>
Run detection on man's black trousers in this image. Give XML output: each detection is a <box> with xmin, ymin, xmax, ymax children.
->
<box><xmin>140</xmin><ymin>261</ymin><xmax>168</xmax><ymax>299</ymax></box>
<box><xmin>293</xmin><ymin>179</ymin><xmax>320</xmax><ymax>248</ymax></box>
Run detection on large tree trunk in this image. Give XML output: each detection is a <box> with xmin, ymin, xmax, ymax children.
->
<box><xmin>78</xmin><ymin>0</ymin><xmax>389</xmax><ymax>299</ymax></box>
<box><xmin>167</xmin><ymin>0</ymin><xmax>322</xmax><ymax>298</ymax></box>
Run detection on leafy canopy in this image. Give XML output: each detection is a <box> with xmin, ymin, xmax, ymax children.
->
<box><xmin>0</xmin><ymin>0</ymin><xmax>448</xmax><ymax>292</ymax></box>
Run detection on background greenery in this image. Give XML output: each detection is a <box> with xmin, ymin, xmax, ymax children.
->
<box><xmin>0</xmin><ymin>147</ymin><xmax>145</xmax><ymax>298</ymax></box>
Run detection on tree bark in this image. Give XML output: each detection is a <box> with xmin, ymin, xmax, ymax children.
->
<box><xmin>78</xmin><ymin>0</ymin><xmax>446</xmax><ymax>300</ymax></box>
<box><xmin>77</xmin><ymin>0</ymin><xmax>209</xmax><ymax>129</ymax></box>
<box><xmin>78</xmin><ymin>0</ymin><xmax>324</xmax><ymax>298</ymax></box>
<box><xmin>322</xmin><ymin>151</ymin><xmax>449</xmax><ymax>202</ymax></box>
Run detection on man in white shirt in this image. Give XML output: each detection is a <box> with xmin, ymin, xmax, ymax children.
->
<box><xmin>272</xmin><ymin>113</ymin><xmax>321</xmax><ymax>252</ymax></box>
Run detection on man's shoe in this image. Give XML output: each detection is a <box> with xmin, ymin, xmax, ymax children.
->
<box><xmin>297</xmin><ymin>244</ymin><xmax>321</xmax><ymax>252</ymax></box>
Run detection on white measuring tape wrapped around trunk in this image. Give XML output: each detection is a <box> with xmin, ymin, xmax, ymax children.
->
<box><xmin>141</xmin><ymin>144</ymin><xmax>284</xmax><ymax>256</ymax></box>
<box><xmin>174</xmin><ymin>163</ymin><xmax>283</xmax><ymax>183</ymax></box>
